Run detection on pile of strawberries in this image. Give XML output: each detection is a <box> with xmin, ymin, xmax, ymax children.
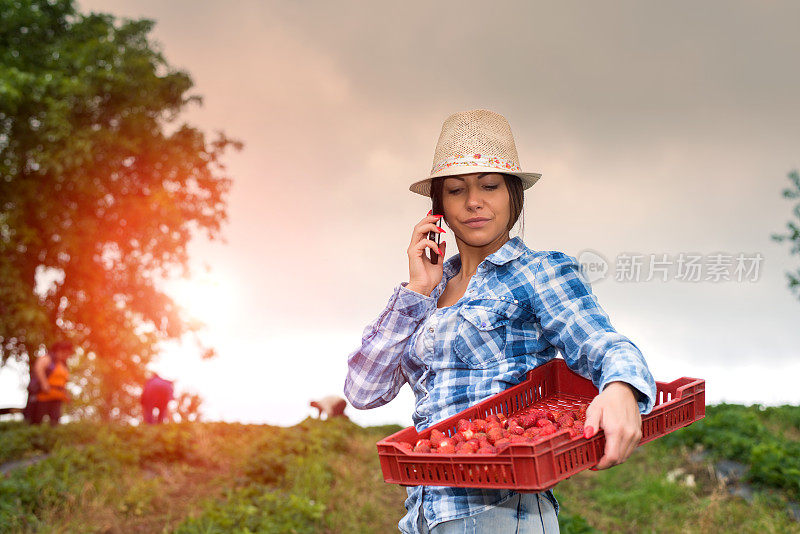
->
<box><xmin>396</xmin><ymin>403</ymin><xmax>590</xmax><ymax>455</ymax></box>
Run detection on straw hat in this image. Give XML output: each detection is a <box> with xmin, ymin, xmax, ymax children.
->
<box><xmin>409</xmin><ymin>109</ymin><xmax>542</xmax><ymax>197</ymax></box>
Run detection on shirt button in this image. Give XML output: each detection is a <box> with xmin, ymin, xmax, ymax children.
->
<box><xmin>428</xmin><ymin>327</ymin><xmax>434</xmax><ymax>333</ymax></box>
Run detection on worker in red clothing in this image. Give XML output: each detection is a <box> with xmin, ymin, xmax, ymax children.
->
<box><xmin>141</xmin><ymin>372</ymin><xmax>175</xmax><ymax>424</ymax></box>
<box><xmin>26</xmin><ymin>341</ymin><xmax>73</xmax><ymax>426</ymax></box>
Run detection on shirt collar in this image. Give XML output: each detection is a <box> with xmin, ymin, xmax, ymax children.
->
<box><xmin>442</xmin><ymin>236</ymin><xmax>527</xmax><ymax>278</ymax></box>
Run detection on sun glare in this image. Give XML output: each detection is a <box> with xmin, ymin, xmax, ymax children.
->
<box><xmin>165</xmin><ymin>270</ymin><xmax>238</xmax><ymax>328</ymax></box>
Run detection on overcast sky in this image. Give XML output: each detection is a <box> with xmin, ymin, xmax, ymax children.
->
<box><xmin>2</xmin><ymin>1</ymin><xmax>799</xmax><ymax>427</ymax></box>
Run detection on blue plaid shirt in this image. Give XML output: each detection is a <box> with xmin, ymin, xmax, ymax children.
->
<box><xmin>344</xmin><ymin>236</ymin><xmax>657</xmax><ymax>533</ymax></box>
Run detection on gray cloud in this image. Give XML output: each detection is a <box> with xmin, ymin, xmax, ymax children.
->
<box><xmin>49</xmin><ymin>0</ymin><xmax>800</xmax><ymax>424</ymax></box>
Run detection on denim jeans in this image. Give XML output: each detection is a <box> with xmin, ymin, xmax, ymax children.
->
<box><xmin>418</xmin><ymin>492</ymin><xmax>560</xmax><ymax>534</ymax></box>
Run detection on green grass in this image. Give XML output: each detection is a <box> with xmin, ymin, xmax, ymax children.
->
<box><xmin>660</xmin><ymin>404</ymin><xmax>800</xmax><ymax>498</ymax></box>
<box><xmin>554</xmin><ymin>404</ymin><xmax>800</xmax><ymax>534</ymax></box>
<box><xmin>1</xmin><ymin>406</ymin><xmax>798</xmax><ymax>533</ymax></box>
<box><xmin>0</xmin><ymin>421</ymin><xmax>266</xmax><ymax>533</ymax></box>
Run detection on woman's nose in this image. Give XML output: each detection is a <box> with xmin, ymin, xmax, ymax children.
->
<box><xmin>466</xmin><ymin>187</ymin><xmax>484</xmax><ymax>207</ymax></box>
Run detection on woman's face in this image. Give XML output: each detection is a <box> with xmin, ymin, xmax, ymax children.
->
<box><xmin>442</xmin><ymin>172</ymin><xmax>511</xmax><ymax>245</ymax></box>
<box><xmin>54</xmin><ymin>348</ymin><xmax>70</xmax><ymax>362</ymax></box>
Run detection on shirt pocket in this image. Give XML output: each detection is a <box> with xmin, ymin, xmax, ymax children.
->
<box><xmin>452</xmin><ymin>305</ymin><xmax>511</xmax><ymax>369</ymax></box>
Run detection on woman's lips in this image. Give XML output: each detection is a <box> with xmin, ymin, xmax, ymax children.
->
<box><xmin>464</xmin><ymin>219</ymin><xmax>489</xmax><ymax>228</ymax></box>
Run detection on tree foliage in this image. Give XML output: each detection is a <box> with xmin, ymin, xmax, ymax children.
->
<box><xmin>0</xmin><ymin>0</ymin><xmax>241</xmax><ymax>419</ymax></box>
<box><xmin>771</xmin><ymin>170</ymin><xmax>800</xmax><ymax>301</ymax></box>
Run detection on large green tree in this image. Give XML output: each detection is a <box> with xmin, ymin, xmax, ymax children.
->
<box><xmin>0</xmin><ymin>0</ymin><xmax>241</xmax><ymax>419</ymax></box>
<box><xmin>772</xmin><ymin>170</ymin><xmax>800</xmax><ymax>302</ymax></box>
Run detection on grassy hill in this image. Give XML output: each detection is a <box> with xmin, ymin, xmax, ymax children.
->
<box><xmin>1</xmin><ymin>404</ymin><xmax>798</xmax><ymax>533</ymax></box>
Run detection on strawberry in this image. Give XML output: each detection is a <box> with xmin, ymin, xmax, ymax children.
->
<box><xmin>528</xmin><ymin>409</ymin><xmax>548</xmax><ymax>421</ymax></box>
<box><xmin>430</xmin><ymin>429</ymin><xmax>447</xmax><ymax>448</ymax></box>
<box><xmin>539</xmin><ymin>424</ymin><xmax>556</xmax><ymax>436</ymax></box>
<box><xmin>486</xmin><ymin>427</ymin><xmax>504</xmax><ymax>444</ymax></box>
<box><xmin>518</xmin><ymin>414</ymin><xmax>537</xmax><ymax>428</ymax></box>
<box><xmin>494</xmin><ymin>438</ymin><xmax>511</xmax><ymax>448</ymax></box>
<box><xmin>413</xmin><ymin>439</ymin><xmax>431</xmax><ymax>453</ymax></box>
<box><xmin>523</xmin><ymin>427</ymin><xmax>541</xmax><ymax>439</ymax></box>
<box><xmin>459</xmin><ymin>440</ymin><xmax>479</xmax><ymax>453</ymax></box>
<box><xmin>438</xmin><ymin>442</ymin><xmax>456</xmax><ymax>454</ymax></box>
<box><xmin>452</xmin><ymin>432</ymin><xmax>466</xmax><ymax>445</ymax></box>
<box><xmin>557</xmin><ymin>415</ymin><xmax>575</xmax><ymax>428</ymax></box>
<box><xmin>456</xmin><ymin>419</ymin><xmax>471</xmax><ymax>432</ymax></box>
<box><xmin>455</xmin><ymin>442</ymin><xmax>476</xmax><ymax>454</ymax></box>
<box><xmin>510</xmin><ymin>435</ymin><xmax>529</xmax><ymax>443</ymax></box>
<box><xmin>473</xmin><ymin>419</ymin><xmax>488</xmax><ymax>433</ymax></box>
<box><xmin>486</xmin><ymin>420</ymin><xmax>503</xmax><ymax>431</ymax></box>
<box><xmin>509</xmin><ymin>424</ymin><xmax>525</xmax><ymax>436</ymax></box>
<box><xmin>536</xmin><ymin>418</ymin><xmax>552</xmax><ymax>428</ymax></box>
<box><xmin>477</xmin><ymin>445</ymin><xmax>497</xmax><ymax>454</ymax></box>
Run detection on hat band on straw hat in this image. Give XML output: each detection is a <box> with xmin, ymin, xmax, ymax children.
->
<box><xmin>431</xmin><ymin>153</ymin><xmax>522</xmax><ymax>176</ymax></box>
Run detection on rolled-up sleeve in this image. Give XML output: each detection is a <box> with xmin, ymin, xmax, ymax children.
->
<box><xmin>344</xmin><ymin>282</ymin><xmax>435</xmax><ymax>410</ymax></box>
<box><xmin>532</xmin><ymin>252</ymin><xmax>657</xmax><ymax>414</ymax></box>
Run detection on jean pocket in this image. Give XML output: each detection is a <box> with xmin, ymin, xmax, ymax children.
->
<box><xmin>452</xmin><ymin>305</ymin><xmax>510</xmax><ymax>368</ymax></box>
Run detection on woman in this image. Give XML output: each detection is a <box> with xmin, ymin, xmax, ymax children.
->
<box><xmin>28</xmin><ymin>340</ymin><xmax>73</xmax><ymax>426</ymax></box>
<box><xmin>344</xmin><ymin>109</ymin><xmax>656</xmax><ymax>533</ymax></box>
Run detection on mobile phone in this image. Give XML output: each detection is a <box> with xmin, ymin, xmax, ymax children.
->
<box><xmin>428</xmin><ymin>217</ymin><xmax>442</xmax><ymax>264</ymax></box>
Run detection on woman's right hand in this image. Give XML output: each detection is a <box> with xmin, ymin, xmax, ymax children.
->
<box><xmin>406</xmin><ymin>211</ymin><xmax>447</xmax><ymax>296</ymax></box>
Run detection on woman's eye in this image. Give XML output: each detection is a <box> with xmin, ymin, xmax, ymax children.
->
<box><xmin>447</xmin><ymin>185</ymin><xmax>497</xmax><ymax>194</ymax></box>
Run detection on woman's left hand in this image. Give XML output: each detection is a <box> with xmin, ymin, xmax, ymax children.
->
<box><xmin>584</xmin><ymin>381</ymin><xmax>642</xmax><ymax>469</ymax></box>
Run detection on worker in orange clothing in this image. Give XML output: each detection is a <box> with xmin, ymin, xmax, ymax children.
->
<box><xmin>27</xmin><ymin>341</ymin><xmax>74</xmax><ymax>426</ymax></box>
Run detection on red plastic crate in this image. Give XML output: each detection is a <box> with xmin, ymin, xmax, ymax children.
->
<box><xmin>376</xmin><ymin>358</ymin><xmax>705</xmax><ymax>492</ymax></box>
